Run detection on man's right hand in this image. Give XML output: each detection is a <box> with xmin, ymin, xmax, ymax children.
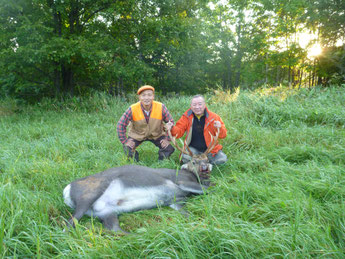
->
<box><xmin>124</xmin><ymin>138</ymin><xmax>135</xmax><ymax>150</ymax></box>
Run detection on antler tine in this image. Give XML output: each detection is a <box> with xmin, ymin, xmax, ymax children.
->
<box><xmin>167</xmin><ymin>129</ymin><xmax>193</xmax><ymax>156</ymax></box>
<box><xmin>203</xmin><ymin>127</ymin><xmax>220</xmax><ymax>155</ymax></box>
<box><xmin>183</xmin><ymin>139</ymin><xmax>194</xmax><ymax>155</ymax></box>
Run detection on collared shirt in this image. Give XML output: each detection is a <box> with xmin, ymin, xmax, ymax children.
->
<box><xmin>117</xmin><ymin>103</ymin><xmax>174</xmax><ymax>144</ymax></box>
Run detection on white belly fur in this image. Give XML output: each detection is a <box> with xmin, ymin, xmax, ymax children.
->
<box><xmin>86</xmin><ymin>179</ymin><xmax>178</xmax><ymax>217</ymax></box>
<box><xmin>63</xmin><ymin>184</ymin><xmax>74</xmax><ymax>208</ymax></box>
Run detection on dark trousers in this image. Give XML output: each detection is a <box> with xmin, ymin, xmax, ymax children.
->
<box><xmin>123</xmin><ymin>136</ymin><xmax>174</xmax><ymax>161</ymax></box>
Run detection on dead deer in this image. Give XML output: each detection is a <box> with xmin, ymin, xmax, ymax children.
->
<box><xmin>63</xmin><ymin>129</ymin><xmax>219</xmax><ymax>233</ymax></box>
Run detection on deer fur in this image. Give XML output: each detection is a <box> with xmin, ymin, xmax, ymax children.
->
<box><xmin>63</xmin><ymin>161</ymin><xmax>212</xmax><ymax>233</ymax></box>
<box><xmin>63</xmin><ymin>128</ymin><xmax>219</xmax><ymax>233</ymax></box>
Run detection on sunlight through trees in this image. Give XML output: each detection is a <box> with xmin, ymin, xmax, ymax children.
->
<box><xmin>0</xmin><ymin>0</ymin><xmax>344</xmax><ymax>101</ymax></box>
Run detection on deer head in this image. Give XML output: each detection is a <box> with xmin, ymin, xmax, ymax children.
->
<box><xmin>168</xmin><ymin>128</ymin><xmax>220</xmax><ymax>179</ymax></box>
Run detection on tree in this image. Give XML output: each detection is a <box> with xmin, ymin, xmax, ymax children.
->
<box><xmin>304</xmin><ymin>0</ymin><xmax>345</xmax><ymax>85</ymax></box>
<box><xmin>0</xmin><ymin>0</ymin><xmax>119</xmax><ymax>99</ymax></box>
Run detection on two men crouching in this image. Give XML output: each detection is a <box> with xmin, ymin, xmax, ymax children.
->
<box><xmin>116</xmin><ymin>86</ymin><xmax>227</xmax><ymax>165</ymax></box>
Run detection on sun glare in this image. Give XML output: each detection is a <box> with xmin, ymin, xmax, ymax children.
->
<box><xmin>298</xmin><ymin>32</ymin><xmax>322</xmax><ymax>58</ymax></box>
<box><xmin>308</xmin><ymin>44</ymin><xmax>322</xmax><ymax>58</ymax></box>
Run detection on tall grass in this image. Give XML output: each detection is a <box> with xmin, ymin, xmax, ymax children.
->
<box><xmin>0</xmin><ymin>86</ymin><xmax>344</xmax><ymax>257</ymax></box>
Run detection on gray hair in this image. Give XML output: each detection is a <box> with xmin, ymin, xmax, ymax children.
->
<box><xmin>191</xmin><ymin>94</ymin><xmax>205</xmax><ymax>103</ymax></box>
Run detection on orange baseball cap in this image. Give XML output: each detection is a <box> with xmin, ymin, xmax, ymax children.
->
<box><xmin>137</xmin><ymin>85</ymin><xmax>155</xmax><ymax>95</ymax></box>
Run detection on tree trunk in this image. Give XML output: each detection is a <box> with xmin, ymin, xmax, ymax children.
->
<box><xmin>69</xmin><ymin>0</ymin><xmax>80</xmax><ymax>34</ymax></box>
<box><xmin>108</xmin><ymin>80</ymin><xmax>116</xmax><ymax>96</ymax></box>
<box><xmin>227</xmin><ymin>64</ymin><xmax>233</xmax><ymax>91</ymax></box>
<box><xmin>298</xmin><ymin>70</ymin><xmax>303</xmax><ymax>89</ymax></box>
<box><xmin>234</xmin><ymin>22</ymin><xmax>242</xmax><ymax>88</ymax></box>
<box><xmin>288</xmin><ymin>65</ymin><xmax>291</xmax><ymax>87</ymax></box>
<box><xmin>276</xmin><ymin>66</ymin><xmax>280</xmax><ymax>86</ymax></box>
<box><xmin>312</xmin><ymin>59</ymin><xmax>316</xmax><ymax>86</ymax></box>
<box><xmin>49</xmin><ymin>0</ymin><xmax>63</xmax><ymax>96</ymax></box>
<box><xmin>265</xmin><ymin>54</ymin><xmax>269</xmax><ymax>84</ymax></box>
<box><xmin>119</xmin><ymin>77</ymin><xmax>124</xmax><ymax>96</ymax></box>
<box><xmin>225</xmin><ymin>57</ymin><xmax>233</xmax><ymax>91</ymax></box>
<box><xmin>176</xmin><ymin>62</ymin><xmax>181</xmax><ymax>91</ymax></box>
<box><xmin>222</xmin><ymin>73</ymin><xmax>226</xmax><ymax>90</ymax></box>
<box><xmin>61</xmin><ymin>65</ymin><xmax>74</xmax><ymax>96</ymax></box>
<box><xmin>292</xmin><ymin>69</ymin><xmax>295</xmax><ymax>86</ymax></box>
<box><xmin>53</xmin><ymin>65</ymin><xmax>61</xmax><ymax>96</ymax></box>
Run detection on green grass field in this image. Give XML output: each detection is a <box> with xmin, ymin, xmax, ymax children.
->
<box><xmin>0</xmin><ymin>86</ymin><xmax>344</xmax><ymax>258</ymax></box>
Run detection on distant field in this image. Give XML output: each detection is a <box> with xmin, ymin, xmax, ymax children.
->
<box><xmin>0</xmin><ymin>86</ymin><xmax>344</xmax><ymax>258</ymax></box>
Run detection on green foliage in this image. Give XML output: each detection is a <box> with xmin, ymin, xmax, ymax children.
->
<box><xmin>1</xmin><ymin>0</ymin><xmax>344</xmax><ymax>101</ymax></box>
<box><xmin>0</xmin><ymin>86</ymin><xmax>344</xmax><ymax>257</ymax></box>
<box><xmin>317</xmin><ymin>46</ymin><xmax>345</xmax><ymax>85</ymax></box>
<box><xmin>0</xmin><ymin>0</ymin><xmax>213</xmax><ymax>100</ymax></box>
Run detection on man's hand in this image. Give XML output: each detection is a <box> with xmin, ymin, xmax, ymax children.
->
<box><xmin>165</xmin><ymin>120</ymin><xmax>174</xmax><ymax>131</ymax></box>
<box><xmin>214</xmin><ymin>120</ymin><xmax>221</xmax><ymax>129</ymax></box>
<box><xmin>124</xmin><ymin>138</ymin><xmax>135</xmax><ymax>150</ymax></box>
<box><xmin>160</xmin><ymin>138</ymin><xmax>170</xmax><ymax>149</ymax></box>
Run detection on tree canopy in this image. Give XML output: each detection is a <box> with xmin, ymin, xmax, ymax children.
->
<box><xmin>0</xmin><ymin>0</ymin><xmax>344</xmax><ymax>101</ymax></box>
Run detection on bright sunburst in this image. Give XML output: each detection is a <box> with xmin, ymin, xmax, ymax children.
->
<box><xmin>298</xmin><ymin>32</ymin><xmax>322</xmax><ymax>58</ymax></box>
<box><xmin>308</xmin><ymin>44</ymin><xmax>322</xmax><ymax>58</ymax></box>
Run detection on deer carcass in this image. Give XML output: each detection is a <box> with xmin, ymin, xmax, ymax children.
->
<box><xmin>63</xmin><ymin>129</ymin><xmax>219</xmax><ymax>233</ymax></box>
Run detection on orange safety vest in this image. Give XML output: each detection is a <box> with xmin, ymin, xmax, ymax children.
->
<box><xmin>128</xmin><ymin>101</ymin><xmax>165</xmax><ymax>141</ymax></box>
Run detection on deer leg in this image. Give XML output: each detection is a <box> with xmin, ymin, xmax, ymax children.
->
<box><xmin>99</xmin><ymin>214</ymin><xmax>130</xmax><ymax>234</ymax></box>
<box><xmin>67</xmin><ymin>204</ymin><xmax>90</xmax><ymax>228</ymax></box>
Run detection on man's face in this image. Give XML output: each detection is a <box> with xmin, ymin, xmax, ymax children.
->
<box><xmin>190</xmin><ymin>97</ymin><xmax>206</xmax><ymax>116</ymax></box>
<box><xmin>139</xmin><ymin>90</ymin><xmax>154</xmax><ymax>107</ymax></box>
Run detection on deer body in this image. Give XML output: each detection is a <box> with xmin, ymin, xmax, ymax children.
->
<box><xmin>63</xmin><ymin>128</ymin><xmax>219</xmax><ymax>233</ymax></box>
<box><xmin>63</xmin><ymin>164</ymin><xmax>210</xmax><ymax>233</ymax></box>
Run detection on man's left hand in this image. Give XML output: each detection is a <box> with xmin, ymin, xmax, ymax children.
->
<box><xmin>214</xmin><ymin>121</ymin><xmax>221</xmax><ymax>129</ymax></box>
<box><xmin>160</xmin><ymin>138</ymin><xmax>170</xmax><ymax>149</ymax></box>
<box><xmin>165</xmin><ymin>120</ymin><xmax>173</xmax><ymax>131</ymax></box>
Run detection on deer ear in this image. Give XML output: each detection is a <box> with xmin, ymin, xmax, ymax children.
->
<box><xmin>181</xmin><ymin>164</ymin><xmax>188</xmax><ymax>170</ymax></box>
<box><xmin>177</xmin><ymin>181</ymin><xmax>207</xmax><ymax>194</ymax></box>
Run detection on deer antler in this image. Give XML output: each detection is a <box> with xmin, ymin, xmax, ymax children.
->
<box><xmin>203</xmin><ymin>127</ymin><xmax>220</xmax><ymax>155</ymax></box>
<box><xmin>167</xmin><ymin>129</ymin><xmax>194</xmax><ymax>156</ymax></box>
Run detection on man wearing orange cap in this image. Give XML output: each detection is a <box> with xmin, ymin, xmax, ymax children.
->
<box><xmin>117</xmin><ymin>85</ymin><xmax>175</xmax><ymax>161</ymax></box>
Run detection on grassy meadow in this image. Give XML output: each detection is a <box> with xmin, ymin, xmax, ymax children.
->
<box><xmin>0</xmin><ymin>86</ymin><xmax>344</xmax><ymax>258</ymax></box>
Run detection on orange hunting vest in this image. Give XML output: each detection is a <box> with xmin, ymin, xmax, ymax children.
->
<box><xmin>128</xmin><ymin>101</ymin><xmax>165</xmax><ymax>141</ymax></box>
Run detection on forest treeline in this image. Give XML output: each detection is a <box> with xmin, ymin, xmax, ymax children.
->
<box><xmin>0</xmin><ymin>0</ymin><xmax>344</xmax><ymax>101</ymax></box>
